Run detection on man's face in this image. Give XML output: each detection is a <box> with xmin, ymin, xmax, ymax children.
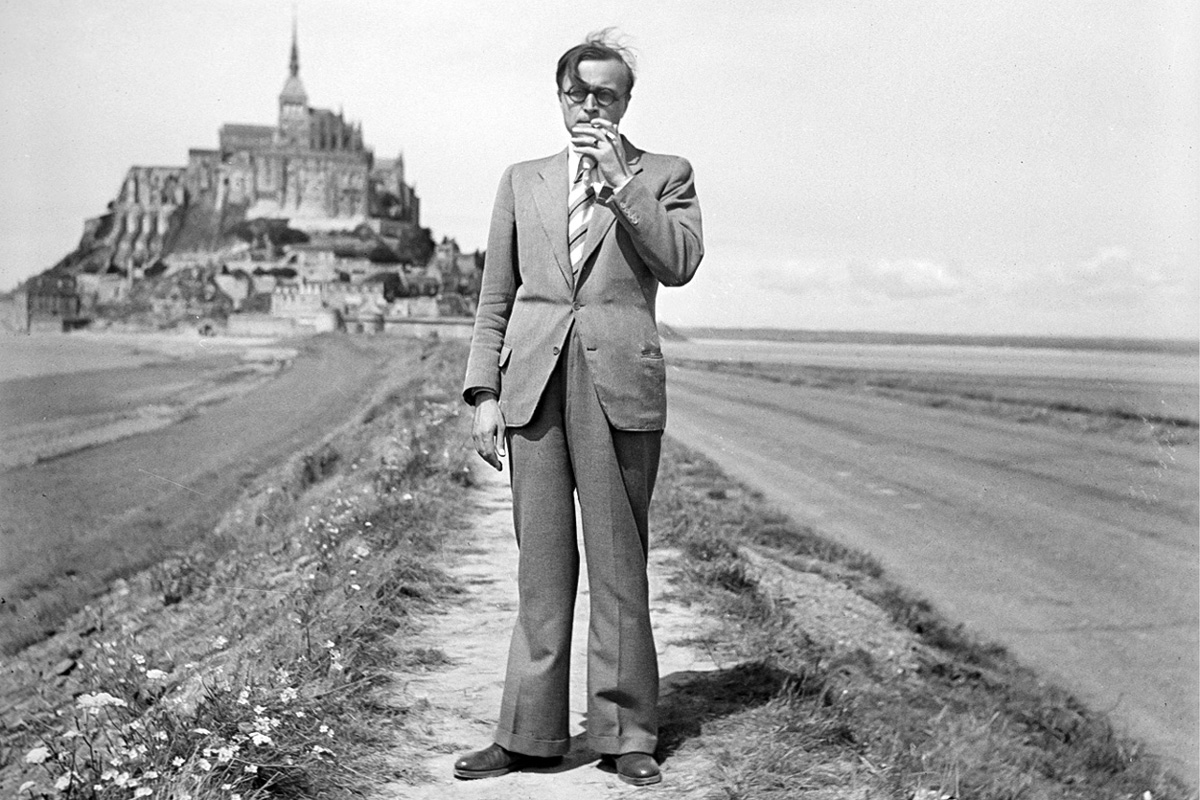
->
<box><xmin>559</xmin><ymin>58</ymin><xmax>630</xmax><ymax>134</ymax></box>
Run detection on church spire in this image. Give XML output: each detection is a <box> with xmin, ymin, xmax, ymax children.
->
<box><xmin>278</xmin><ymin>9</ymin><xmax>309</xmax><ymax>145</ymax></box>
<box><xmin>289</xmin><ymin>12</ymin><xmax>300</xmax><ymax>77</ymax></box>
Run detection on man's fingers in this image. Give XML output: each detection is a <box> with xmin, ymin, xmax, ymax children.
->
<box><xmin>475</xmin><ymin>437</ymin><xmax>502</xmax><ymax>471</ymax></box>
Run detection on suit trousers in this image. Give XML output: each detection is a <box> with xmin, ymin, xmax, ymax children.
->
<box><xmin>495</xmin><ymin>329</ymin><xmax>662</xmax><ymax>757</ymax></box>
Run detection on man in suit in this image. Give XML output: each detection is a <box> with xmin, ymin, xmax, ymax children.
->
<box><xmin>455</xmin><ymin>32</ymin><xmax>703</xmax><ymax>786</ymax></box>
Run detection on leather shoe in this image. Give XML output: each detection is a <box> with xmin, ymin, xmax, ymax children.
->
<box><xmin>453</xmin><ymin>743</ymin><xmax>560</xmax><ymax>780</ymax></box>
<box><xmin>611</xmin><ymin>752</ymin><xmax>661</xmax><ymax>786</ymax></box>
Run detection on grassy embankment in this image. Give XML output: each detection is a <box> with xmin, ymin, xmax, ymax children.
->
<box><xmin>4</xmin><ymin>338</ymin><xmax>474</xmax><ymax>798</ymax></box>
<box><xmin>649</xmin><ymin>438</ymin><xmax>1192</xmax><ymax>798</ymax></box>
<box><xmin>3</xmin><ymin>338</ymin><xmax>1192</xmax><ymax>798</ymax></box>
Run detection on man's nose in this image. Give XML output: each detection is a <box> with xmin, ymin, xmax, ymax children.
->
<box><xmin>582</xmin><ymin>92</ymin><xmax>600</xmax><ymax>112</ymax></box>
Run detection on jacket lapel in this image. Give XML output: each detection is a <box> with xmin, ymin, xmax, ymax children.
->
<box><xmin>532</xmin><ymin>150</ymin><xmax>573</xmax><ymax>288</ymax></box>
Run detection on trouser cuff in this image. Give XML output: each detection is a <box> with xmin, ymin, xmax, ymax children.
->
<box><xmin>494</xmin><ymin>728</ymin><xmax>571</xmax><ymax>758</ymax></box>
<box><xmin>587</xmin><ymin>732</ymin><xmax>658</xmax><ymax>755</ymax></box>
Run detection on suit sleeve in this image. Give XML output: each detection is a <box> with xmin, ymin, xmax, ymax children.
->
<box><xmin>462</xmin><ymin>166</ymin><xmax>518</xmax><ymax>404</ymax></box>
<box><xmin>605</xmin><ymin>157</ymin><xmax>703</xmax><ymax>287</ymax></box>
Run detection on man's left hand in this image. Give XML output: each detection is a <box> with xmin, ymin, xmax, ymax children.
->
<box><xmin>571</xmin><ymin>119</ymin><xmax>632</xmax><ymax>188</ymax></box>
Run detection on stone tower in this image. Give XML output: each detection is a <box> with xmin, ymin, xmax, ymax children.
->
<box><xmin>277</xmin><ymin>19</ymin><xmax>309</xmax><ymax>148</ymax></box>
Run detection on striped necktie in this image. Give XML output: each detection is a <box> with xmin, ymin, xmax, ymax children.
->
<box><xmin>568</xmin><ymin>161</ymin><xmax>595</xmax><ymax>274</ymax></box>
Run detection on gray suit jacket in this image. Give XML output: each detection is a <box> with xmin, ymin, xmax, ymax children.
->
<box><xmin>463</xmin><ymin>140</ymin><xmax>703</xmax><ymax>431</ymax></box>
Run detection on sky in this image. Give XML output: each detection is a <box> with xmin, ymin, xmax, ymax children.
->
<box><xmin>1</xmin><ymin>0</ymin><xmax>1196</xmax><ymax>339</ymax></box>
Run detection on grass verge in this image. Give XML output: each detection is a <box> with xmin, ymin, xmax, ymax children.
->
<box><xmin>1</xmin><ymin>338</ymin><xmax>474</xmax><ymax>799</ymax></box>
<box><xmin>650</xmin><ymin>436</ymin><xmax>1194</xmax><ymax>800</ymax></box>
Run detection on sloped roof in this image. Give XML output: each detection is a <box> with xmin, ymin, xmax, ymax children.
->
<box><xmin>280</xmin><ymin>74</ymin><xmax>307</xmax><ymax>103</ymax></box>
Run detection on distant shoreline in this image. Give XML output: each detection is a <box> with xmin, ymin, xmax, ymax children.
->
<box><xmin>666</xmin><ymin>325</ymin><xmax>1198</xmax><ymax>355</ymax></box>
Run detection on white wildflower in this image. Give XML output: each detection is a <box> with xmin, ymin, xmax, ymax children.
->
<box><xmin>253</xmin><ymin>705</ymin><xmax>266</xmax><ymax>715</ymax></box>
<box><xmin>145</xmin><ymin>669</ymin><xmax>168</xmax><ymax>681</ymax></box>
<box><xmin>280</xmin><ymin>686</ymin><xmax>298</xmax><ymax>703</ymax></box>
<box><xmin>24</xmin><ymin>746</ymin><xmax>50</xmax><ymax>764</ymax></box>
<box><xmin>77</xmin><ymin>692</ymin><xmax>128</xmax><ymax>709</ymax></box>
<box><xmin>350</xmin><ymin>584</ymin><xmax>361</xmax><ymax>591</ymax></box>
<box><xmin>250</xmin><ymin>731</ymin><xmax>274</xmax><ymax>746</ymax></box>
<box><xmin>213</xmin><ymin>635</ymin><xmax>229</xmax><ymax>649</ymax></box>
<box><xmin>215</xmin><ymin>745</ymin><xmax>236</xmax><ymax>763</ymax></box>
<box><xmin>132</xmin><ymin>653</ymin><xmax>146</xmax><ymax>665</ymax></box>
<box><xmin>143</xmin><ymin>770</ymin><xmax>159</xmax><ymax>780</ymax></box>
<box><xmin>243</xmin><ymin>764</ymin><xmax>259</xmax><ymax>774</ymax></box>
<box><xmin>135</xmin><ymin>788</ymin><xmax>153</xmax><ymax>798</ymax></box>
<box><xmin>54</xmin><ymin>774</ymin><xmax>72</xmax><ymax>791</ymax></box>
<box><xmin>236</xmin><ymin>688</ymin><xmax>250</xmax><ymax>705</ymax></box>
<box><xmin>197</xmin><ymin>758</ymin><xmax>213</xmax><ymax>772</ymax></box>
<box><xmin>172</xmin><ymin>756</ymin><xmax>185</xmax><ymax>767</ymax></box>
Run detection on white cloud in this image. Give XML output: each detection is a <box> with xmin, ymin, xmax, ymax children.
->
<box><xmin>848</xmin><ymin>258</ymin><xmax>967</xmax><ymax>299</ymax></box>
<box><xmin>751</xmin><ymin>256</ymin><xmax>967</xmax><ymax>300</ymax></box>
<box><xmin>1047</xmin><ymin>246</ymin><xmax>1190</xmax><ymax>300</ymax></box>
<box><xmin>751</xmin><ymin>258</ymin><xmax>839</xmax><ymax>295</ymax></box>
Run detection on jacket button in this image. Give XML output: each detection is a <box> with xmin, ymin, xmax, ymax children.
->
<box><xmin>572</xmin><ymin>302</ymin><xmax>581</xmax><ymax>311</ymax></box>
<box><xmin>552</xmin><ymin>346</ymin><xmax>560</xmax><ymax>355</ymax></box>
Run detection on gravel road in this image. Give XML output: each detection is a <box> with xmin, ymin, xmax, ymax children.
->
<box><xmin>664</xmin><ymin>364</ymin><xmax>1199</xmax><ymax>784</ymax></box>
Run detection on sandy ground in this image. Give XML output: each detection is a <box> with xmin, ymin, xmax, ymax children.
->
<box><xmin>378</xmin><ymin>463</ymin><xmax>726</xmax><ymax>798</ymax></box>
<box><xmin>0</xmin><ymin>333</ymin><xmax>393</xmax><ymax>655</ymax></box>
<box><xmin>0</xmin><ymin>331</ymin><xmax>298</xmax><ymax>468</ymax></box>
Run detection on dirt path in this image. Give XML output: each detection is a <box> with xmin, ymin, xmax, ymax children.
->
<box><xmin>380</xmin><ymin>462</ymin><xmax>722</xmax><ymax>798</ymax></box>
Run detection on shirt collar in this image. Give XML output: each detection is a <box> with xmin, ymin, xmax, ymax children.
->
<box><xmin>567</xmin><ymin>147</ymin><xmax>584</xmax><ymax>182</ymax></box>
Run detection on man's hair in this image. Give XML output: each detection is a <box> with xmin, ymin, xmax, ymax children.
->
<box><xmin>556</xmin><ymin>29</ymin><xmax>637</xmax><ymax>97</ymax></box>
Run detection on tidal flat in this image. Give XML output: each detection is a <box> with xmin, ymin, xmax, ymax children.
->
<box><xmin>0</xmin><ymin>331</ymin><xmax>389</xmax><ymax>655</ymax></box>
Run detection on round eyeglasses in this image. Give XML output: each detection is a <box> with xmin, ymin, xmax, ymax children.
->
<box><xmin>560</xmin><ymin>85</ymin><xmax>624</xmax><ymax>108</ymax></box>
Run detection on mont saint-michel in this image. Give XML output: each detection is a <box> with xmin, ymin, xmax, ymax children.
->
<box><xmin>10</xmin><ymin>27</ymin><xmax>479</xmax><ymax>336</ymax></box>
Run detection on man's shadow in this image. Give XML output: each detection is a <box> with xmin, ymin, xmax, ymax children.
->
<box><xmin>542</xmin><ymin>660</ymin><xmax>808</xmax><ymax>773</ymax></box>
